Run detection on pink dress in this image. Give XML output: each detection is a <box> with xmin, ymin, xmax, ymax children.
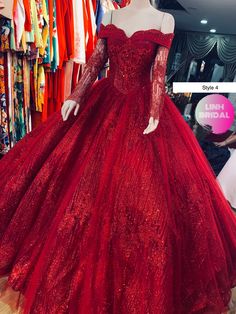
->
<box><xmin>218</xmin><ymin>149</ymin><xmax>236</xmax><ymax>208</ymax></box>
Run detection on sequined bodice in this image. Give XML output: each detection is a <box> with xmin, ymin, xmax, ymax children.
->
<box><xmin>99</xmin><ymin>24</ymin><xmax>174</xmax><ymax>94</ymax></box>
<box><xmin>67</xmin><ymin>24</ymin><xmax>174</xmax><ymax>120</ymax></box>
<box><xmin>107</xmin><ymin>33</ymin><xmax>156</xmax><ymax>93</ymax></box>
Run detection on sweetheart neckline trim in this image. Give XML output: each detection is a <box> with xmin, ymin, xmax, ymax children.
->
<box><xmin>100</xmin><ymin>23</ymin><xmax>174</xmax><ymax>40</ymax></box>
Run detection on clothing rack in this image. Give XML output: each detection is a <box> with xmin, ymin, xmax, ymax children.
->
<box><xmin>0</xmin><ymin>0</ymin><xmax>129</xmax><ymax>155</ymax></box>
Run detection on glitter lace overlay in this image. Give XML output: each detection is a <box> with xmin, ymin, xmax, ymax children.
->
<box><xmin>0</xmin><ymin>24</ymin><xmax>236</xmax><ymax>314</ymax></box>
<box><xmin>67</xmin><ymin>39</ymin><xmax>108</xmax><ymax>105</ymax></box>
<box><xmin>150</xmin><ymin>46</ymin><xmax>169</xmax><ymax>120</ymax></box>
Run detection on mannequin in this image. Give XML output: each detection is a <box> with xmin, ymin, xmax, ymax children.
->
<box><xmin>0</xmin><ymin>0</ymin><xmax>13</xmax><ymax>19</ymax></box>
<box><xmin>215</xmin><ymin>133</ymin><xmax>236</xmax><ymax>209</ymax></box>
<box><xmin>102</xmin><ymin>0</ymin><xmax>174</xmax><ymax>37</ymax></box>
<box><xmin>2</xmin><ymin>1</ymin><xmax>236</xmax><ymax>312</ymax></box>
<box><xmin>62</xmin><ymin>0</ymin><xmax>175</xmax><ymax>134</ymax></box>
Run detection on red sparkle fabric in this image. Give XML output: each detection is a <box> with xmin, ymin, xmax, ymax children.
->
<box><xmin>0</xmin><ymin>24</ymin><xmax>236</xmax><ymax>314</ymax></box>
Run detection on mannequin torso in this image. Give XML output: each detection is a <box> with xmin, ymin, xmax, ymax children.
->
<box><xmin>102</xmin><ymin>0</ymin><xmax>175</xmax><ymax>36</ymax></box>
<box><xmin>62</xmin><ymin>0</ymin><xmax>175</xmax><ymax>135</ymax></box>
<box><xmin>101</xmin><ymin>0</ymin><xmax>175</xmax><ymax>134</ymax></box>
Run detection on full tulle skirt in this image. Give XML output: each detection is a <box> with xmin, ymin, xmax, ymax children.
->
<box><xmin>0</xmin><ymin>78</ymin><xmax>236</xmax><ymax>314</ymax></box>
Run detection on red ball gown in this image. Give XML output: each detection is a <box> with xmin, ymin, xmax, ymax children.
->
<box><xmin>0</xmin><ymin>24</ymin><xmax>236</xmax><ymax>314</ymax></box>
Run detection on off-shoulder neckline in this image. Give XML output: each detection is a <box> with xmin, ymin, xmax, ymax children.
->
<box><xmin>100</xmin><ymin>23</ymin><xmax>174</xmax><ymax>40</ymax></box>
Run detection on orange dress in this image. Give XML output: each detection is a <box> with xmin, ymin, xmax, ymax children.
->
<box><xmin>83</xmin><ymin>0</ymin><xmax>97</xmax><ymax>60</ymax></box>
<box><xmin>55</xmin><ymin>0</ymin><xmax>74</xmax><ymax>69</ymax></box>
<box><xmin>23</xmin><ymin>0</ymin><xmax>31</xmax><ymax>32</ymax></box>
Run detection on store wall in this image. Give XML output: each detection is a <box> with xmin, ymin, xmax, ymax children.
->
<box><xmin>229</xmin><ymin>73</ymin><xmax>236</xmax><ymax>131</ymax></box>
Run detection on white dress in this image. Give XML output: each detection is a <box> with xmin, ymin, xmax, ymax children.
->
<box><xmin>217</xmin><ymin>149</ymin><xmax>236</xmax><ymax>208</ymax></box>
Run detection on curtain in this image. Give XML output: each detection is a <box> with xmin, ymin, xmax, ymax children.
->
<box><xmin>223</xmin><ymin>63</ymin><xmax>236</xmax><ymax>81</ymax></box>
<box><xmin>168</xmin><ymin>31</ymin><xmax>236</xmax><ymax>82</ymax></box>
<box><xmin>187</xmin><ymin>33</ymin><xmax>216</xmax><ymax>59</ymax></box>
<box><xmin>187</xmin><ymin>33</ymin><xmax>236</xmax><ymax>64</ymax></box>
<box><xmin>217</xmin><ymin>37</ymin><xmax>236</xmax><ymax>64</ymax></box>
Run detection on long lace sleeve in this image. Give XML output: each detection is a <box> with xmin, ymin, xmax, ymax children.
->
<box><xmin>150</xmin><ymin>46</ymin><xmax>170</xmax><ymax>121</ymax></box>
<box><xmin>66</xmin><ymin>38</ymin><xmax>108</xmax><ymax>104</ymax></box>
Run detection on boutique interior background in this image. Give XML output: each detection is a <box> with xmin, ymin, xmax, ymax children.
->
<box><xmin>158</xmin><ymin>0</ymin><xmax>236</xmax><ymax>35</ymax></box>
<box><xmin>152</xmin><ymin>0</ymin><xmax>236</xmax><ymax>168</ymax></box>
<box><xmin>156</xmin><ymin>0</ymin><xmax>236</xmax><ymax>132</ymax></box>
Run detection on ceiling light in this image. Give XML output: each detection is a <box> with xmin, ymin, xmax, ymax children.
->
<box><xmin>201</xmin><ymin>19</ymin><xmax>208</xmax><ymax>24</ymax></box>
<box><xmin>210</xmin><ymin>29</ymin><xmax>216</xmax><ymax>33</ymax></box>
